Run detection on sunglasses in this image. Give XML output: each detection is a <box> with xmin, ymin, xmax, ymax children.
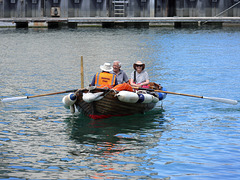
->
<box><xmin>136</xmin><ymin>65</ymin><xmax>143</xmax><ymax>67</ymax></box>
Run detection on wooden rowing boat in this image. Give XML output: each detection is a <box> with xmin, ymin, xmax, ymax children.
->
<box><xmin>63</xmin><ymin>83</ymin><xmax>167</xmax><ymax>119</ymax></box>
<box><xmin>75</xmin><ymin>88</ymin><xmax>156</xmax><ymax>119</ymax></box>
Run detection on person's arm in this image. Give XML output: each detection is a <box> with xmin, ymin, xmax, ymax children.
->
<box><xmin>123</xmin><ymin>72</ymin><xmax>129</xmax><ymax>83</ymax></box>
<box><xmin>139</xmin><ymin>79</ymin><xmax>149</xmax><ymax>86</ymax></box>
<box><xmin>91</xmin><ymin>75</ymin><xmax>96</xmax><ymax>86</ymax></box>
<box><xmin>140</xmin><ymin>71</ymin><xmax>150</xmax><ymax>86</ymax></box>
<box><xmin>114</xmin><ymin>77</ymin><xmax>118</xmax><ymax>86</ymax></box>
<box><xmin>130</xmin><ymin>78</ymin><xmax>141</xmax><ymax>87</ymax></box>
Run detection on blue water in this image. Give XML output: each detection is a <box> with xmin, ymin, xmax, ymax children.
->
<box><xmin>0</xmin><ymin>26</ymin><xmax>240</xmax><ymax>179</ymax></box>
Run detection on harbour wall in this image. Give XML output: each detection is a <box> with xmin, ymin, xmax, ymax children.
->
<box><xmin>1</xmin><ymin>0</ymin><xmax>240</xmax><ymax>18</ymax></box>
<box><xmin>0</xmin><ymin>0</ymin><xmax>240</xmax><ymax>28</ymax></box>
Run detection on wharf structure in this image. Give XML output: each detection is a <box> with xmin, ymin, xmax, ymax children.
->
<box><xmin>0</xmin><ymin>0</ymin><xmax>240</xmax><ymax>28</ymax></box>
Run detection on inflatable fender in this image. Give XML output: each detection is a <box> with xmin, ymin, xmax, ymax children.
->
<box><xmin>62</xmin><ymin>93</ymin><xmax>77</xmax><ymax>109</ymax></box>
<box><xmin>138</xmin><ymin>94</ymin><xmax>153</xmax><ymax>103</ymax></box>
<box><xmin>117</xmin><ymin>91</ymin><xmax>139</xmax><ymax>103</ymax></box>
<box><xmin>83</xmin><ymin>92</ymin><xmax>104</xmax><ymax>103</ymax></box>
<box><xmin>156</xmin><ymin>87</ymin><xmax>167</xmax><ymax>100</ymax></box>
<box><xmin>152</xmin><ymin>96</ymin><xmax>159</xmax><ymax>103</ymax></box>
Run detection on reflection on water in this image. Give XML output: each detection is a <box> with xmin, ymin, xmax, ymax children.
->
<box><xmin>62</xmin><ymin>108</ymin><xmax>168</xmax><ymax>179</ymax></box>
<box><xmin>66</xmin><ymin>107</ymin><xmax>166</xmax><ymax>152</ymax></box>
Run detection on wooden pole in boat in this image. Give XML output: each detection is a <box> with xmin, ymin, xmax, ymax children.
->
<box><xmin>81</xmin><ymin>56</ymin><xmax>84</xmax><ymax>88</ymax></box>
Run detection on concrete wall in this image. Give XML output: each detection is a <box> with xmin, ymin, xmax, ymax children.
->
<box><xmin>0</xmin><ymin>0</ymin><xmax>239</xmax><ymax>18</ymax></box>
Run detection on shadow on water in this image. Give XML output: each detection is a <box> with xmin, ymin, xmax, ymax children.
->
<box><xmin>64</xmin><ymin>106</ymin><xmax>167</xmax><ymax>155</ymax></box>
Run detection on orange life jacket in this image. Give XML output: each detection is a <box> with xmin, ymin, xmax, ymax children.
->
<box><xmin>95</xmin><ymin>72</ymin><xmax>116</xmax><ymax>87</ymax></box>
<box><xmin>112</xmin><ymin>83</ymin><xmax>133</xmax><ymax>92</ymax></box>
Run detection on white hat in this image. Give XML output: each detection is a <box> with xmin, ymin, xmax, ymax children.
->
<box><xmin>100</xmin><ymin>63</ymin><xmax>113</xmax><ymax>72</ymax></box>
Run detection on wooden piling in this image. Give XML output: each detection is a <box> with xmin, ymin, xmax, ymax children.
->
<box><xmin>81</xmin><ymin>56</ymin><xmax>84</xmax><ymax>88</ymax></box>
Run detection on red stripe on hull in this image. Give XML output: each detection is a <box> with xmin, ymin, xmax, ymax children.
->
<box><xmin>88</xmin><ymin>113</ymin><xmax>132</xmax><ymax>120</ymax></box>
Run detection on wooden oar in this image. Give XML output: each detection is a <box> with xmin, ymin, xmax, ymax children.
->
<box><xmin>1</xmin><ymin>89</ymin><xmax>78</xmax><ymax>103</ymax></box>
<box><xmin>133</xmin><ymin>87</ymin><xmax>238</xmax><ymax>105</ymax></box>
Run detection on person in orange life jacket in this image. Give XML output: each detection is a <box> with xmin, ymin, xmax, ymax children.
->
<box><xmin>110</xmin><ymin>61</ymin><xmax>129</xmax><ymax>84</ymax></box>
<box><xmin>91</xmin><ymin>63</ymin><xmax>118</xmax><ymax>87</ymax></box>
<box><xmin>130</xmin><ymin>61</ymin><xmax>150</xmax><ymax>88</ymax></box>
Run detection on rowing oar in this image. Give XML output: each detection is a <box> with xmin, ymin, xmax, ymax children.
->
<box><xmin>1</xmin><ymin>89</ymin><xmax>78</xmax><ymax>103</ymax></box>
<box><xmin>133</xmin><ymin>87</ymin><xmax>238</xmax><ymax>105</ymax></box>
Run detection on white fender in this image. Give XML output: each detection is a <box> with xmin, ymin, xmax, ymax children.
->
<box><xmin>141</xmin><ymin>94</ymin><xmax>153</xmax><ymax>103</ymax></box>
<box><xmin>83</xmin><ymin>92</ymin><xmax>104</xmax><ymax>103</ymax></box>
<box><xmin>62</xmin><ymin>93</ymin><xmax>77</xmax><ymax>109</ymax></box>
<box><xmin>117</xmin><ymin>91</ymin><xmax>139</xmax><ymax>103</ymax></box>
<box><xmin>152</xmin><ymin>96</ymin><xmax>159</xmax><ymax>103</ymax></box>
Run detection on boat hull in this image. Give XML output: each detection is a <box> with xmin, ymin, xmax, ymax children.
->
<box><xmin>75</xmin><ymin>89</ymin><xmax>156</xmax><ymax>119</ymax></box>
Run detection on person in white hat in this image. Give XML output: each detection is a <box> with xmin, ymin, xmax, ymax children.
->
<box><xmin>130</xmin><ymin>61</ymin><xmax>150</xmax><ymax>88</ymax></box>
<box><xmin>91</xmin><ymin>63</ymin><xmax>118</xmax><ymax>87</ymax></box>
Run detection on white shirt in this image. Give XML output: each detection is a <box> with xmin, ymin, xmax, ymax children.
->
<box><xmin>131</xmin><ymin>70</ymin><xmax>149</xmax><ymax>84</ymax></box>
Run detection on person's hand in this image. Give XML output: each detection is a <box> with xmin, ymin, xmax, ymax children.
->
<box><xmin>136</xmin><ymin>84</ymin><xmax>142</xmax><ymax>88</ymax></box>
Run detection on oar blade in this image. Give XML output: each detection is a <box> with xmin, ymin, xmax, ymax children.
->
<box><xmin>203</xmin><ymin>96</ymin><xmax>238</xmax><ymax>105</ymax></box>
<box><xmin>1</xmin><ymin>96</ymin><xmax>28</xmax><ymax>103</ymax></box>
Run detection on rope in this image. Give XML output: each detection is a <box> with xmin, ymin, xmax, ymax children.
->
<box><xmin>203</xmin><ymin>1</ymin><xmax>240</xmax><ymax>25</ymax></box>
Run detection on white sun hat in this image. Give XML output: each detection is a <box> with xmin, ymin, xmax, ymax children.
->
<box><xmin>100</xmin><ymin>63</ymin><xmax>113</xmax><ymax>72</ymax></box>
